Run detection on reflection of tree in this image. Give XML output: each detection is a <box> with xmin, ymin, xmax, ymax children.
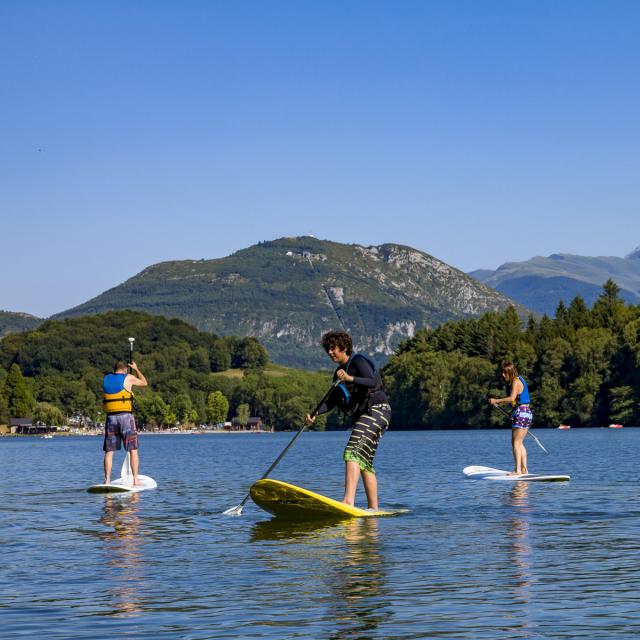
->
<box><xmin>98</xmin><ymin>494</ymin><xmax>143</xmax><ymax>617</ymax></box>
<box><xmin>507</xmin><ymin>483</ymin><xmax>532</xmax><ymax>609</ymax></box>
<box><xmin>251</xmin><ymin>517</ymin><xmax>391</xmax><ymax>638</ymax></box>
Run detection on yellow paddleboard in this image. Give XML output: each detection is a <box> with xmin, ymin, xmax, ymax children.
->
<box><xmin>250</xmin><ymin>479</ymin><xmax>408</xmax><ymax>519</ymax></box>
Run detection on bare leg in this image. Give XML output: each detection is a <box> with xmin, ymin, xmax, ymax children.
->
<box><xmin>511</xmin><ymin>428</ymin><xmax>528</xmax><ymax>474</ymax></box>
<box><xmin>103</xmin><ymin>451</ymin><xmax>113</xmax><ymax>484</ymax></box>
<box><xmin>362</xmin><ymin>470</ymin><xmax>379</xmax><ymax>510</ymax></box>
<box><xmin>343</xmin><ymin>460</ymin><xmax>361</xmax><ymax>506</ymax></box>
<box><xmin>130</xmin><ymin>449</ymin><xmax>141</xmax><ymax>485</ymax></box>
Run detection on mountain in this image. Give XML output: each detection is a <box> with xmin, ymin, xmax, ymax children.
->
<box><xmin>470</xmin><ymin>248</ymin><xmax>640</xmax><ymax>316</ymax></box>
<box><xmin>0</xmin><ymin>311</ymin><xmax>43</xmax><ymax>338</ymax></box>
<box><xmin>55</xmin><ymin>237</ymin><xmax>524</xmax><ymax>369</ymax></box>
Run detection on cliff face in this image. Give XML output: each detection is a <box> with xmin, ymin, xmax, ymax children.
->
<box><xmin>57</xmin><ymin>237</ymin><xmax>523</xmax><ymax>369</ymax></box>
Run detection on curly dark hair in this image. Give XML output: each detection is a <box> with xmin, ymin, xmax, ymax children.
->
<box><xmin>321</xmin><ymin>330</ymin><xmax>353</xmax><ymax>355</ymax></box>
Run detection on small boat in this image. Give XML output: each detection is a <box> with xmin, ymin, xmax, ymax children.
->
<box><xmin>42</xmin><ymin>434</ymin><xmax>54</xmax><ymax>439</ymax></box>
<box><xmin>608</xmin><ymin>423</ymin><xmax>623</xmax><ymax>429</ymax></box>
<box><xmin>558</xmin><ymin>424</ymin><xmax>571</xmax><ymax>430</ymax></box>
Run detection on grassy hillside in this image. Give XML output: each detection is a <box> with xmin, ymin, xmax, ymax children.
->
<box><xmin>56</xmin><ymin>236</ymin><xmax>525</xmax><ymax>369</ymax></box>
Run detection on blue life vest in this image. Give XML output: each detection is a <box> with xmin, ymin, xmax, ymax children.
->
<box><xmin>333</xmin><ymin>354</ymin><xmax>382</xmax><ymax>416</ymax></box>
<box><xmin>104</xmin><ymin>373</ymin><xmax>127</xmax><ymax>394</ymax></box>
<box><xmin>103</xmin><ymin>373</ymin><xmax>133</xmax><ymax>413</ymax></box>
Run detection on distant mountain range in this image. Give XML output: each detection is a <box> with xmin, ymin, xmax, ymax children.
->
<box><xmin>54</xmin><ymin>237</ymin><xmax>520</xmax><ymax>369</ymax></box>
<box><xmin>0</xmin><ymin>311</ymin><xmax>42</xmax><ymax>338</ymax></box>
<box><xmin>470</xmin><ymin>247</ymin><xmax>640</xmax><ymax>316</ymax></box>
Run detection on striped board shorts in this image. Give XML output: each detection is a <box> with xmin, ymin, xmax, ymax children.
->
<box><xmin>512</xmin><ymin>405</ymin><xmax>533</xmax><ymax>430</ymax></box>
<box><xmin>343</xmin><ymin>403</ymin><xmax>391</xmax><ymax>474</ymax></box>
<box><xmin>103</xmin><ymin>412</ymin><xmax>139</xmax><ymax>452</ymax></box>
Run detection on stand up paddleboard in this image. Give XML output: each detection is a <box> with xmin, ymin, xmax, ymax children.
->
<box><xmin>463</xmin><ymin>465</ymin><xmax>570</xmax><ymax>482</ymax></box>
<box><xmin>250</xmin><ymin>479</ymin><xmax>408</xmax><ymax>519</ymax></box>
<box><xmin>88</xmin><ymin>452</ymin><xmax>157</xmax><ymax>493</ymax></box>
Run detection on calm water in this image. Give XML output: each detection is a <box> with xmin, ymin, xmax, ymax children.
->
<box><xmin>1</xmin><ymin>428</ymin><xmax>639</xmax><ymax>639</ymax></box>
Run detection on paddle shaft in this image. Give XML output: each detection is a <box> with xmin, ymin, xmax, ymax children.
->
<box><xmin>232</xmin><ymin>379</ymin><xmax>341</xmax><ymax>510</ymax></box>
<box><xmin>491</xmin><ymin>402</ymin><xmax>549</xmax><ymax>453</ymax></box>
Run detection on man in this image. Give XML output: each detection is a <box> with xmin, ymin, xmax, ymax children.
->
<box><xmin>306</xmin><ymin>330</ymin><xmax>391</xmax><ymax>510</ymax></box>
<box><xmin>102</xmin><ymin>360</ymin><xmax>147</xmax><ymax>485</ymax></box>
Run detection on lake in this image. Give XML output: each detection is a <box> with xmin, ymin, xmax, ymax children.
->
<box><xmin>2</xmin><ymin>428</ymin><xmax>639</xmax><ymax>639</ymax></box>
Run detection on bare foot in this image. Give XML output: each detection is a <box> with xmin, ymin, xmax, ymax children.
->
<box><xmin>133</xmin><ymin>479</ymin><xmax>144</xmax><ymax>486</ymax></box>
<box><xmin>103</xmin><ymin>478</ymin><xmax>110</xmax><ymax>485</ymax></box>
<box><xmin>508</xmin><ymin>471</ymin><xmax>522</xmax><ymax>476</ymax></box>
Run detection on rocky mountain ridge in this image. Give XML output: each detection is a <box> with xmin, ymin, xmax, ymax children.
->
<box><xmin>56</xmin><ymin>237</ymin><xmax>523</xmax><ymax>369</ymax></box>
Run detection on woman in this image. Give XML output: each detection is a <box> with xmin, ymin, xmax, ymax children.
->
<box><xmin>489</xmin><ymin>362</ymin><xmax>532</xmax><ymax>475</ymax></box>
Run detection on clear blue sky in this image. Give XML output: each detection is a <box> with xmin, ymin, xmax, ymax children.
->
<box><xmin>2</xmin><ymin>1</ymin><xmax>639</xmax><ymax>317</ymax></box>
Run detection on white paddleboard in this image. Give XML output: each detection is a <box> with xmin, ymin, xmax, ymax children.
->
<box><xmin>88</xmin><ymin>452</ymin><xmax>157</xmax><ymax>493</ymax></box>
<box><xmin>463</xmin><ymin>465</ymin><xmax>570</xmax><ymax>482</ymax></box>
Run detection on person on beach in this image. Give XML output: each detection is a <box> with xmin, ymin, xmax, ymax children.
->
<box><xmin>102</xmin><ymin>360</ymin><xmax>147</xmax><ymax>485</ymax></box>
<box><xmin>305</xmin><ymin>330</ymin><xmax>391</xmax><ymax>510</ymax></box>
<box><xmin>489</xmin><ymin>362</ymin><xmax>532</xmax><ymax>475</ymax></box>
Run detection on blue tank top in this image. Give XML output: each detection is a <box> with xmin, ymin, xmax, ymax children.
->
<box><xmin>505</xmin><ymin>376</ymin><xmax>530</xmax><ymax>404</ymax></box>
<box><xmin>103</xmin><ymin>373</ymin><xmax>127</xmax><ymax>394</ymax></box>
<box><xmin>517</xmin><ymin>376</ymin><xmax>530</xmax><ymax>404</ymax></box>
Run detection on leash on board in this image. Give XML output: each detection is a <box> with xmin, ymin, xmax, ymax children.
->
<box><xmin>491</xmin><ymin>402</ymin><xmax>549</xmax><ymax>454</ymax></box>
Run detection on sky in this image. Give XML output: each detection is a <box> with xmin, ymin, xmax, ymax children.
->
<box><xmin>1</xmin><ymin>1</ymin><xmax>639</xmax><ymax>317</ymax></box>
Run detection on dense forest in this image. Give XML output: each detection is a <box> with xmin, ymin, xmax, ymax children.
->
<box><xmin>382</xmin><ymin>280</ymin><xmax>640</xmax><ymax>428</ymax></box>
<box><xmin>2</xmin><ymin>282</ymin><xmax>639</xmax><ymax>430</ymax></box>
<box><xmin>0</xmin><ymin>310</ymin><xmax>337</xmax><ymax>430</ymax></box>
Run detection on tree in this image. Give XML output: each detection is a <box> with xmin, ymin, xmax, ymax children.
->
<box><xmin>233</xmin><ymin>338</ymin><xmax>268</xmax><ymax>369</ymax></box>
<box><xmin>609</xmin><ymin>386</ymin><xmax>635</xmax><ymax>425</ymax></box>
<box><xmin>135</xmin><ymin>391</ymin><xmax>170</xmax><ymax>428</ymax></box>
<box><xmin>32</xmin><ymin>402</ymin><xmax>65</xmax><ymax>426</ymax></box>
<box><xmin>235</xmin><ymin>403</ymin><xmax>250</xmax><ymax>427</ymax></box>
<box><xmin>172</xmin><ymin>393</ymin><xmax>194</xmax><ymax>425</ymax></box>
<box><xmin>188</xmin><ymin>346</ymin><xmax>211</xmax><ymax>373</ymax></box>
<box><xmin>206</xmin><ymin>391</ymin><xmax>229</xmax><ymax>425</ymax></box>
<box><xmin>210</xmin><ymin>340</ymin><xmax>232</xmax><ymax>372</ymax></box>
<box><xmin>4</xmin><ymin>364</ymin><xmax>34</xmax><ymax>418</ymax></box>
<box><xmin>0</xmin><ymin>390</ymin><xmax>8</xmax><ymax>424</ymax></box>
<box><xmin>592</xmin><ymin>279</ymin><xmax>626</xmax><ymax>333</ymax></box>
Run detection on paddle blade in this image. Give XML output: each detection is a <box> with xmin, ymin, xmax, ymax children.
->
<box><xmin>222</xmin><ymin>504</ymin><xmax>244</xmax><ymax>516</ymax></box>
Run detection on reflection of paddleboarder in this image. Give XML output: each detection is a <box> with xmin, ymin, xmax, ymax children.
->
<box><xmin>489</xmin><ymin>362</ymin><xmax>532</xmax><ymax>476</ymax></box>
<box><xmin>102</xmin><ymin>360</ymin><xmax>147</xmax><ymax>485</ymax></box>
<box><xmin>305</xmin><ymin>331</ymin><xmax>390</xmax><ymax>510</ymax></box>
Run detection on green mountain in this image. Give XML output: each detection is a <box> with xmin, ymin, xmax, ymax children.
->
<box><xmin>0</xmin><ymin>311</ymin><xmax>43</xmax><ymax>338</ymax></box>
<box><xmin>469</xmin><ymin>248</ymin><xmax>640</xmax><ymax>316</ymax></box>
<box><xmin>56</xmin><ymin>237</ymin><xmax>524</xmax><ymax>369</ymax></box>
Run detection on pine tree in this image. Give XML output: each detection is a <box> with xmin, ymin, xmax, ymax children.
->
<box><xmin>4</xmin><ymin>363</ymin><xmax>34</xmax><ymax>418</ymax></box>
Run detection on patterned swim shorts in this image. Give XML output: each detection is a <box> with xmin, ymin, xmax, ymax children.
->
<box><xmin>103</xmin><ymin>412</ymin><xmax>139</xmax><ymax>452</ymax></box>
<box><xmin>343</xmin><ymin>403</ymin><xmax>391</xmax><ymax>474</ymax></box>
<box><xmin>512</xmin><ymin>405</ymin><xmax>533</xmax><ymax>430</ymax></box>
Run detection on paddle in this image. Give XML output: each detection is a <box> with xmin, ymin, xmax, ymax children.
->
<box><xmin>490</xmin><ymin>402</ymin><xmax>549</xmax><ymax>454</ymax></box>
<box><xmin>223</xmin><ymin>379</ymin><xmax>341</xmax><ymax>516</ymax></box>
<box><xmin>125</xmin><ymin>337</ymin><xmax>136</xmax><ymax>480</ymax></box>
<box><xmin>128</xmin><ymin>337</ymin><xmax>135</xmax><ymax>373</ymax></box>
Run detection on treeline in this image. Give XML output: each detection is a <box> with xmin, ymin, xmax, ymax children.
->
<box><xmin>382</xmin><ymin>280</ymin><xmax>640</xmax><ymax>428</ymax></box>
<box><xmin>0</xmin><ymin>310</ymin><xmax>336</xmax><ymax>430</ymax></box>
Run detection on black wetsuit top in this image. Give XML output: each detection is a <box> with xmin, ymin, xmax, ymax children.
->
<box><xmin>318</xmin><ymin>354</ymin><xmax>388</xmax><ymax>420</ymax></box>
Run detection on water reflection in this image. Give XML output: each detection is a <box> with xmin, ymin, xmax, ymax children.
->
<box><xmin>506</xmin><ymin>483</ymin><xmax>532</xmax><ymax>617</ymax></box>
<box><xmin>98</xmin><ymin>493</ymin><xmax>144</xmax><ymax>617</ymax></box>
<box><xmin>252</xmin><ymin>517</ymin><xmax>391</xmax><ymax>638</ymax></box>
